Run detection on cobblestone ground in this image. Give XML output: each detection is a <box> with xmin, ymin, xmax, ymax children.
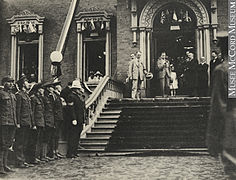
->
<box><xmin>4</xmin><ymin>154</ymin><xmax>230</xmax><ymax>180</ymax></box>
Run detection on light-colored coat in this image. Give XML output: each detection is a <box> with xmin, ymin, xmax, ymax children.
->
<box><xmin>128</xmin><ymin>58</ymin><xmax>146</xmax><ymax>80</ymax></box>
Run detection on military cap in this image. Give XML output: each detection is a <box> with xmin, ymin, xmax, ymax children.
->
<box><xmin>2</xmin><ymin>76</ymin><xmax>14</xmax><ymax>85</ymax></box>
<box><xmin>17</xmin><ymin>74</ymin><xmax>28</xmax><ymax>86</ymax></box>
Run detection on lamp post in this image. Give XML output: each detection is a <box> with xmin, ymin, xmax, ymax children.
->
<box><xmin>50</xmin><ymin>51</ymin><xmax>63</xmax><ymax>78</ymax></box>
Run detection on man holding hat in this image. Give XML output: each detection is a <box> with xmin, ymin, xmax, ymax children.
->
<box><xmin>14</xmin><ymin>74</ymin><xmax>35</xmax><ymax>168</ymax></box>
<box><xmin>66</xmin><ymin>79</ymin><xmax>85</xmax><ymax>158</ymax></box>
<box><xmin>0</xmin><ymin>76</ymin><xmax>17</xmax><ymax>174</ymax></box>
<box><xmin>128</xmin><ymin>51</ymin><xmax>147</xmax><ymax>99</ymax></box>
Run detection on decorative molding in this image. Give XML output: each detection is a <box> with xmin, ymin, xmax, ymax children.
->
<box><xmin>75</xmin><ymin>10</ymin><xmax>113</xmax><ymax>23</ymax></box>
<box><xmin>7</xmin><ymin>10</ymin><xmax>45</xmax><ymax>35</ymax></box>
<box><xmin>139</xmin><ymin>0</ymin><xmax>209</xmax><ymax>28</ymax></box>
<box><xmin>7</xmin><ymin>10</ymin><xmax>44</xmax><ymax>24</ymax></box>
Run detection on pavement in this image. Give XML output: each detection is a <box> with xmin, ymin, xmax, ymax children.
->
<box><xmin>2</xmin><ymin>152</ymin><xmax>231</xmax><ymax>180</ymax></box>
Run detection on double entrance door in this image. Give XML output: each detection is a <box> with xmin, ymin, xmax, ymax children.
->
<box><xmin>149</xmin><ymin>29</ymin><xmax>196</xmax><ymax>97</ymax></box>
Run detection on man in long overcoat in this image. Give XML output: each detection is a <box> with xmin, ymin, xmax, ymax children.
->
<box><xmin>66</xmin><ymin>79</ymin><xmax>85</xmax><ymax>158</ymax></box>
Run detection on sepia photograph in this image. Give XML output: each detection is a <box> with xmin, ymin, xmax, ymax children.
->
<box><xmin>0</xmin><ymin>0</ymin><xmax>235</xmax><ymax>179</ymax></box>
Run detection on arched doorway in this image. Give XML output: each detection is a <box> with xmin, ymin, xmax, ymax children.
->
<box><xmin>151</xmin><ymin>3</ymin><xmax>197</xmax><ymax>96</ymax></box>
<box><xmin>139</xmin><ymin>0</ymin><xmax>210</xmax><ymax>97</ymax></box>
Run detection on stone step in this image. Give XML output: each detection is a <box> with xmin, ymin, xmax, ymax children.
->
<box><xmin>86</xmin><ymin>132</ymin><xmax>112</xmax><ymax>138</ymax></box>
<box><xmin>117</xmin><ymin>118</ymin><xmax>206</xmax><ymax>124</ymax></box>
<box><xmin>110</xmin><ymin>136</ymin><xmax>205</xmax><ymax>142</ymax></box>
<box><xmin>102</xmin><ymin>109</ymin><xmax>122</xmax><ymax>113</ymax></box>
<box><xmin>112</xmin><ymin>129</ymin><xmax>206</xmax><ymax>136</ymax></box>
<box><xmin>91</xmin><ymin>127</ymin><xmax>114</xmax><ymax>133</ymax></box>
<box><xmin>79</xmin><ymin>142</ymin><xmax>108</xmax><ymax>149</ymax></box>
<box><xmin>99</xmin><ymin>115</ymin><xmax>120</xmax><ymax>119</ymax></box>
<box><xmin>108</xmin><ymin>97</ymin><xmax>210</xmax><ymax>102</ymax></box>
<box><xmin>100</xmin><ymin>110</ymin><xmax>121</xmax><ymax>115</ymax></box>
<box><xmin>114</xmin><ymin>125</ymin><xmax>206</xmax><ymax>131</ymax></box>
<box><xmin>94</xmin><ymin>123</ymin><xmax>117</xmax><ymax>128</ymax></box>
<box><xmin>80</xmin><ymin>137</ymin><xmax>110</xmax><ymax>144</ymax></box>
<box><xmin>96</xmin><ymin>120</ymin><xmax>118</xmax><ymax>124</ymax></box>
<box><xmin>107</xmin><ymin>142</ymin><xmax>206</xmax><ymax>150</ymax></box>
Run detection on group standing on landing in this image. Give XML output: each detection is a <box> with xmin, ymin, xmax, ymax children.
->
<box><xmin>127</xmin><ymin>50</ymin><xmax>225</xmax><ymax>99</ymax></box>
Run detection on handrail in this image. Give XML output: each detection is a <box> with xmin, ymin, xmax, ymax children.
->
<box><xmin>85</xmin><ymin>76</ymin><xmax>109</xmax><ymax>108</ymax></box>
<box><xmin>56</xmin><ymin>0</ymin><xmax>78</xmax><ymax>53</ymax></box>
<box><xmin>81</xmin><ymin>76</ymin><xmax>123</xmax><ymax>137</ymax></box>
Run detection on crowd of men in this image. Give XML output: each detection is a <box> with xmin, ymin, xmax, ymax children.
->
<box><xmin>0</xmin><ymin>75</ymin><xmax>86</xmax><ymax>175</ymax></box>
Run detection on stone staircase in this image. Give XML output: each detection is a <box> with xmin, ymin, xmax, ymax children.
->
<box><xmin>79</xmin><ymin>107</ymin><xmax>122</xmax><ymax>151</ymax></box>
<box><xmin>80</xmin><ymin>97</ymin><xmax>210</xmax><ymax>152</ymax></box>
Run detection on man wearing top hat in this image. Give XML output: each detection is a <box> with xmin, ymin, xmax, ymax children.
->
<box><xmin>66</xmin><ymin>79</ymin><xmax>85</xmax><ymax>158</ymax></box>
<box><xmin>14</xmin><ymin>75</ymin><xmax>35</xmax><ymax>168</ymax></box>
<box><xmin>0</xmin><ymin>76</ymin><xmax>17</xmax><ymax>174</ymax></box>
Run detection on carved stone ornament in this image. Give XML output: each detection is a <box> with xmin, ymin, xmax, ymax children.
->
<box><xmin>75</xmin><ymin>10</ymin><xmax>113</xmax><ymax>32</ymax></box>
<box><xmin>7</xmin><ymin>10</ymin><xmax>45</xmax><ymax>35</ymax></box>
<box><xmin>139</xmin><ymin>0</ymin><xmax>209</xmax><ymax>28</ymax></box>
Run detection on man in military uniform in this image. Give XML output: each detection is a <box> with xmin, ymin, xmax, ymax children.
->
<box><xmin>14</xmin><ymin>75</ymin><xmax>35</xmax><ymax>168</ymax></box>
<box><xmin>28</xmin><ymin>82</ymin><xmax>45</xmax><ymax>164</ymax></box>
<box><xmin>66</xmin><ymin>79</ymin><xmax>85</xmax><ymax>158</ymax></box>
<box><xmin>53</xmin><ymin>82</ymin><xmax>64</xmax><ymax>158</ymax></box>
<box><xmin>43</xmin><ymin>82</ymin><xmax>56</xmax><ymax>160</ymax></box>
<box><xmin>0</xmin><ymin>76</ymin><xmax>17</xmax><ymax>174</ymax></box>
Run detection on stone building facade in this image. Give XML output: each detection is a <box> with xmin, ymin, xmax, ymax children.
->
<box><xmin>0</xmin><ymin>0</ymin><xmax>228</xmax><ymax>96</ymax></box>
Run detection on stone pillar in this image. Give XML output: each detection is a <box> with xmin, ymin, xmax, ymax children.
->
<box><xmin>199</xmin><ymin>27</ymin><xmax>203</xmax><ymax>59</ymax></box>
<box><xmin>11</xmin><ymin>26</ymin><xmax>17</xmax><ymax>79</ymax></box>
<box><xmin>139</xmin><ymin>27</ymin><xmax>147</xmax><ymax>97</ymax></box>
<box><xmin>196</xmin><ymin>28</ymin><xmax>200</xmax><ymax>62</ymax></box>
<box><xmin>211</xmin><ymin>0</ymin><xmax>218</xmax><ymax>42</ymax></box>
<box><xmin>38</xmin><ymin>24</ymin><xmax>44</xmax><ymax>82</ymax></box>
<box><xmin>147</xmin><ymin>29</ymin><xmax>151</xmax><ymax>72</ymax></box>
<box><xmin>76</xmin><ymin>23</ymin><xmax>83</xmax><ymax>79</ymax></box>
<box><xmin>203</xmin><ymin>25</ymin><xmax>211</xmax><ymax>65</ymax></box>
<box><xmin>131</xmin><ymin>0</ymin><xmax>137</xmax><ymax>46</ymax></box>
<box><xmin>105</xmin><ymin>21</ymin><xmax>111</xmax><ymax>76</ymax></box>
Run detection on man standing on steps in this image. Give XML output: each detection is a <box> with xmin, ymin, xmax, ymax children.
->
<box><xmin>156</xmin><ymin>52</ymin><xmax>170</xmax><ymax>97</ymax></box>
<box><xmin>0</xmin><ymin>76</ymin><xmax>17</xmax><ymax>175</ymax></box>
<box><xmin>128</xmin><ymin>51</ymin><xmax>147</xmax><ymax>99</ymax></box>
<box><xmin>66</xmin><ymin>79</ymin><xmax>85</xmax><ymax>158</ymax></box>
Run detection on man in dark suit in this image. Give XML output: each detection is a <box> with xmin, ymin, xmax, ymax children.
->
<box><xmin>156</xmin><ymin>52</ymin><xmax>170</xmax><ymax>97</ymax></box>
<box><xmin>66</xmin><ymin>79</ymin><xmax>85</xmax><ymax>158</ymax></box>
<box><xmin>184</xmin><ymin>53</ymin><xmax>198</xmax><ymax>96</ymax></box>
<box><xmin>210</xmin><ymin>51</ymin><xmax>222</xmax><ymax>90</ymax></box>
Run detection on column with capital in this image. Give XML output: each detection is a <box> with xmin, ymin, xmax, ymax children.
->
<box><xmin>76</xmin><ymin>22</ymin><xmax>83</xmax><ymax>79</ymax></box>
